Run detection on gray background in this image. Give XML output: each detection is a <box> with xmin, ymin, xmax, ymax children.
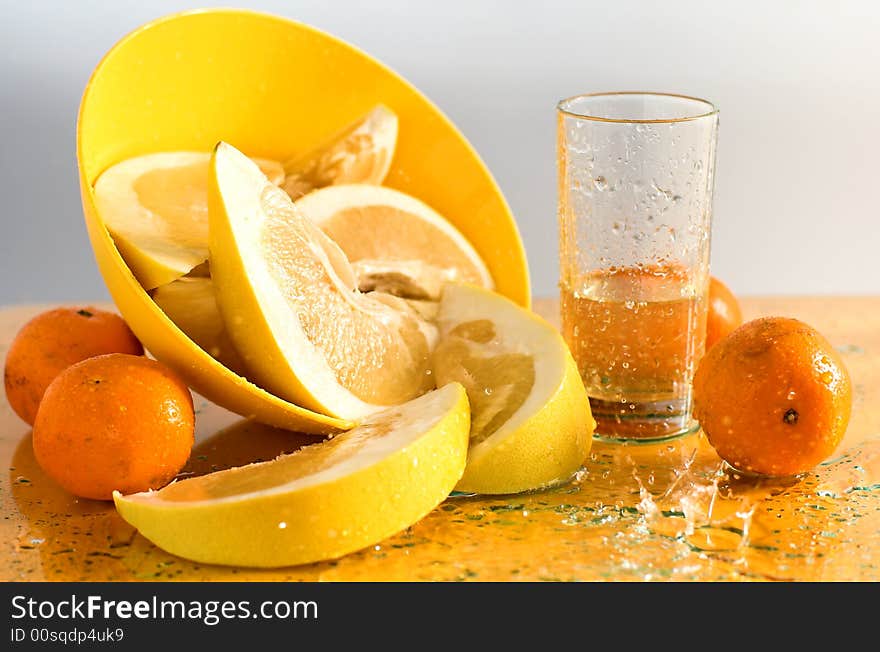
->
<box><xmin>2</xmin><ymin>0</ymin><xmax>878</xmax><ymax>304</ymax></box>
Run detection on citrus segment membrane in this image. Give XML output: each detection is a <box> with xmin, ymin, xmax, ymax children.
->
<box><xmin>432</xmin><ymin>319</ymin><xmax>535</xmax><ymax>446</ymax></box>
<box><xmin>434</xmin><ymin>286</ymin><xmax>562</xmax><ymax>456</ymax></box>
<box><xmin>281</xmin><ymin>104</ymin><xmax>398</xmax><ymax>199</ymax></box>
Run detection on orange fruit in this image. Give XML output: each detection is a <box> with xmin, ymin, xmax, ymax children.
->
<box><xmin>705</xmin><ymin>276</ymin><xmax>743</xmax><ymax>351</ymax></box>
<box><xmin>693</xmin><ymin>317</ymin><xmax>852</xmax><ymax>476</ymax></box>
<box><xmin>4</xmin><ymin>307</ymin><xmax>144</xmax><ymax>425</ymax></box>
<box><xmin>32</xmin><ymin>353</ymin><xmax>194</xmax><ymax>500</ymax></box>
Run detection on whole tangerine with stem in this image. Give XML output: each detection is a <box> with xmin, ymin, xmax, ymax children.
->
<box><xmin>32</xmin><ymin>353</ymin><xmax>194</xmax><ymax>500</ymax></box>
<box><xmin>693</xmin><ymin>316</ymin><xmax>852</xmax><ymax>477</ymax></box>
<box><xmin>4</xmin><ymin>306</ymin><xmax>143</xmax><ymax>425</ymax></box>
<box><xmin>706</xmin><ymin>276</ymin><xmax>743</xmax><ymax>351</ymax></box>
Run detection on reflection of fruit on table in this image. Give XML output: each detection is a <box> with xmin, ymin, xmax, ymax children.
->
<box><xmin>2</xmin><ymin>297</ymin><xmax>879</xmax><ymax>581</ymax></box>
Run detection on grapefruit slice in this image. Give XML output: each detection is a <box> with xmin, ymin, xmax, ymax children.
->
<box><xmin>296</xmin><ymin>184</ymin><xmax>493</xmax><ymax>300</ymax></box>
<box><xmin>94</xmin><ymin>151</ymin><xmax>284</xmax><ymax>290</ymax></box>
<box><xmin>150</xmin><ymin>276</ymin><xmax>246</xmax><ymax>375</ymax></box>
<box><xmin>432</xmin><ymin>284</ymin><xmax>595</xmax><ymax>494</ymax></box>
<box><xmin>209</xmin><ymin>142</ymin><xmax>436</xmax><ymax>420</ymax></box>
<box><xmin>114</xmin><ymin>382</ymin><xmax>470</xmax><ymax>567</ymax></box>
<box><xmin>281</xmin><ymin>104</ymin><xmax>398</xmax><ymax>199</ymax></box>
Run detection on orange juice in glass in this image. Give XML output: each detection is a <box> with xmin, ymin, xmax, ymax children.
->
<box><xmin>557</xmin><ymin>93</ymin><xmax>718</xmax><ymax>441</ymax></box>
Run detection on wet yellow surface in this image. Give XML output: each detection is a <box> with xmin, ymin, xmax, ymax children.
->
<box><xmin>2</xmin><ymin>297</ymin><xmax>878</xmax><ymax>581</ymax></box>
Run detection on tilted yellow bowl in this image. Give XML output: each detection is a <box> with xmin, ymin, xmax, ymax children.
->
<box><xmin>77</xmin><ymin>9</ymin><xmax>530</xmax><ymax>434</ymax></box>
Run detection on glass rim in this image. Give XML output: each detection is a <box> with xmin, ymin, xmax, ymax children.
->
<box><xmin>557</xmin><ymin>91</ymin><xmax>718</xmax><ymax>124</ymax></box>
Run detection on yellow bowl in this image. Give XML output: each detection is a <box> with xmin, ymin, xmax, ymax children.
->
<box><xmin>77</xmin><ymin>8</ymin><xmax>530</xmax><ymax>433</ymax></box>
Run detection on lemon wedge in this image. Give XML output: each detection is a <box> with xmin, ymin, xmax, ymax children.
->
<box><xmin>114</xmin><ymin>383</ymin><xmax>470</xmax><ymax>567</ymax></box>
<box><xmin>94</xmin><ymin>151</ymin><xmax>284</xmax><ymax>290</ymax></box>
<box><xmin>295</xmin><ymin>184</ymin><xmax>493</xmax><ymax>300</ymax></box>
<box><xmin>209</xmin><ymin>142</ymin><xmax>435</xmax><ymax>419</ymax></box>
<box><xmin>281</xmin><ymin>104</ymin><xmax>398</xmax><ymax>199</ymax></box>
<box><xmin>432</xmin><ymin>284</ymin><xmax>595</xmax><ymax>494</ymax></box>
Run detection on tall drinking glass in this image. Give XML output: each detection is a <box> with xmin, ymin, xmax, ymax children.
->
<box><xmin>557</xmin><ymin>92</ymin><xmax>719</xmax><ymax>441</ymax></box>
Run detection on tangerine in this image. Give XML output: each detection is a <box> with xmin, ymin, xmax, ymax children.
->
<box><xmin>693</xmin><ymin>317</ymin><xmax>852</xmax><ymax>476</ymax></box>
<box><xmin>32</xmin><ymin>353</ymin><xmax>194</xmax><ymax>500</ymax></box>
<box><xmin>4</xmin><ymin>307</ymin><xmax>143</xmax><ymax>425</ymax></box>
<box><xmin>706</xmin><ymin>276</ymin><xmax>743</xmax><ymax>351</ymax></box>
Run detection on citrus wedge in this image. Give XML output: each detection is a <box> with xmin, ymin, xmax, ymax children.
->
<box><xmin>432</xmin><ymin>284</ymin><xmax>595</xmax><ymax>494</ymax></box>
<box><xmin>296</xmin><ymin>184</ymin><xmax>493</xmax><ymax>300</ymax></box>
<box><xmin>114</xmin><ymin>382</ymin><xmax>470</xmax><ymax>567</ymax></box>
<box><xmin>209</xmin><ymin>142</ymin><xmax>436</xmax><ymax>420</ymax></box>
<box><xmin>281</xmin><ymin>104</ymin><xmax>398</xmax><ymax>199</ymax></box>
<box><xmin>150</xmin><ymin>276</ymin><xmax>246</xmax><ymax>375</ymax></box>
<box><xmin>94</xmin><ymin>151</ymin><xmax>284</xmax><ymax>290</ymax></box>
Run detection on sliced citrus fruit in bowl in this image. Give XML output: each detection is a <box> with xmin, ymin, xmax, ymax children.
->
<box><xmin>113</xmin><ymin>382</ymin><xmax>470</xmax><ymax>568</ymax></box>
<box><xmin>432</xmin><ymin>284</ymin><xmax>595</xmax><ymax>494</ymax></box>
<box><xmin>94</xmin><ymin>151</ymin><xmax>283</xmax><ymax>290</ymax></box>
<box><xmin>281</xmin><ymin>104</ymin><xmax>398</xmax><ymax>199</ymax></box>
<box><xmin>295</xmin><ymin>184</ymin><xmax>494</xmax><ymax>300</ymax></box>
<box><xmin>209</xmin><ymin>141</ymin><xmax>437</xmax><ymax>419</ymax></box>
<box><xmin>78</xmin><ymin>10</ymin><xmax>530</xmax><ymax>431</ymax></box>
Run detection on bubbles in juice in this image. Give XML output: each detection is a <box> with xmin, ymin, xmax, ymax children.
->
<box><xmin>561</xmin><ymin>264</ymin><xmax>708</xmax><ymax>440</ymax></box>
